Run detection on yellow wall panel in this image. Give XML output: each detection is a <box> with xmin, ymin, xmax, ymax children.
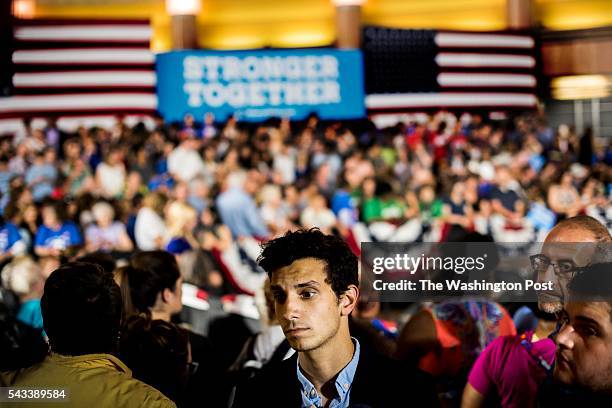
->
<box><xmin>30</xmin><ymin>0</ymin><xmax>612</xmax><ymax>52</ymax></box>
<box><xmin>537</xmin><ymin>0</ymin><xmax>612</xmax><ymax>30</ymax></box>
<box><xmin>362</xmin><ymin>0</ymin><xmax>507</xmax><ymax>31</ymax></box>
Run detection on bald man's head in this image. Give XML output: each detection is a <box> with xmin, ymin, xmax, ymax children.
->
<box><xmin>548</xmin><ymin>216</ymin><xmax>611</xmax><ymax>244</ymax></box>
<box><xmin>537</xmin><ymin>216</ymin><xmax>611</xmax><ymax>313</ymax></box>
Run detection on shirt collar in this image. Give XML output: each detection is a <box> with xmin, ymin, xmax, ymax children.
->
<box><xmin>296</xmin><ymin>337</ymin><xmax>360</xmax><ymax>407</ymax></box>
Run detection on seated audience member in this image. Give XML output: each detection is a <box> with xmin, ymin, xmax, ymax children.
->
<box><xmin>547</xmin><ymin>171</ymin><xmax>583</xmax><ymax>220</ymax></box>
<box><xmin>165</xmin><ymin>201</ymin><xmax>198</xmax><ymax>255</ymax></box>
<box><xmin>85</xmin><ymin>201</ymin><xmax>133</xmax><ymax>253</ymax></box>
<box><xmin>118</xmin><ymin>251</ymin><xmax>220</xmax><ymax>407</ymax></box>
<box><xmin>441</xmin><ymin>180</ymin><xmax>473</xmax><ymax>239</ymax></box>
<box><xmin>489</xmin><ymin>165</ymin><xmax>525</xmax><ymax>224</ymax></box>
<box><xmin>0</xmin><ymin>216</ymin><xmax>26</xmax><ymax>262</ymax></box>
<box><xmin>25</xmin><ymin>149</ymin><xmax>57</xmax><ymax>203</ymax></box>
<box><xmin>462</xmin><ymin>307</ymin><xmax>556</xmax><ymax>408</ymax></box>
<box><xmin>0</xmin><ymin>262</ymin><xmax>175</xmax><ymax>407</ymax></box>
<box><xmin>216</xmin><ymin>171</ymin><xmax>270</xmax><ymax>239</ymax></box>
<box><xmin>300</xmin><ymin>193</ymin><xmax>337</xmax><ymax>234</ymax></box>
<box><xmin>135</xmin><ymin>192</ymin><xmax>168</xmax><ymax>250</ymax></box>
<box><xmin>233</xmin><ymin>229</ymin><xmax>438</xmax><ymax>407</ymax></box>
<box><xmin>0</xmin><ymin>257</ymin><xmax>45</xmax><ymax>331</ymax></box>
<box><xmin>396</xmin><ymin>300</ymin><xmax>515</xmax><ymax>404</ymax></box>
<box><xmin>34</xmin><ymin>200</ymin><xmax>83</xmax><ymax>258</ymax></box>
<box><xmin>119</xmin><ymin>315</ymin><xmax>191</xmax><ymax>403</ymax></box>
<box><xmin>540</xmin><ymin>262</ymin><xmax>612</xmax><ymax>406</ymax></box>
<box><xmin>95</xmin><ymin>145</ymin><xmax>127</xmax><ymax>199</ymax></box>
<box><xmin>229</xmin><ymin>279</ymin><xmax>293</xmax><ymax>379</ymax></box>
<box><xmin>0</xmin><ymin>288</ymin><xmax>48</xmax><ymax>371</ymax></box>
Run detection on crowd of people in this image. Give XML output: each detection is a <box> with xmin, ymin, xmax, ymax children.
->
<box><xmin>0</xmin><ymin>110</ymin><xmax>611</xmax><ymax>407</ymax></box>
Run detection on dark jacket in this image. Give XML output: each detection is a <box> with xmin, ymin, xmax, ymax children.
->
<box><xmin>233</xmin><ymin>343</ymin><xmax>439</xmax><ymax>407</ymax></box>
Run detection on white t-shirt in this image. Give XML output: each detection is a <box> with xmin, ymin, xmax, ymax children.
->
<box><xmin>96</xmin><ymin>163</ymin><xmax>126</xmax><ymax>198</ymax></box>
<box><xmin>134</xmin><ymin>207</ymin><xmax>167</xmax><ymax>250</ymax></box>
<box><xmin>300</xmin><ymin>207</ymin><xmax>336</xmax><ymax>230</ymax></box>
<box><xmin>168</xmin><ymin>146</ymin><xmax>207</xmax><ymax>182</ymax></box>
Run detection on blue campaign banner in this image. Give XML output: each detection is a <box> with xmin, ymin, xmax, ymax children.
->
<box><xmin>156</xmin><ymin>49</ymin><xmax>365</xmax><ymax>122</ymax></box>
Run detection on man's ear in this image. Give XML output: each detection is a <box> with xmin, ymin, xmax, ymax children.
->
<box><xmin>340</xmin><ymin>284</ymin><xmax>360</xmax><ymax>316</ymax></box>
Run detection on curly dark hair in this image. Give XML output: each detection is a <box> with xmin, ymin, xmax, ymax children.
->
<box><xmin>257</xmin><ymin>228</ymin><xmax>358</xmax><ymax>298</ymax></box>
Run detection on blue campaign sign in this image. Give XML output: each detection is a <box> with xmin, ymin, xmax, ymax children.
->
<box><xmin>156</xmin><ymin>49</ymin><xmax>365</xmax><ymax>122</ymax></box>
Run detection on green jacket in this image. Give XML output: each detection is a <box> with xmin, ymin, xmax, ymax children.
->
<box><xmin>1</xmin><ymin>353</ymin><xmax>175</xmax><ymax>408</ymax></box>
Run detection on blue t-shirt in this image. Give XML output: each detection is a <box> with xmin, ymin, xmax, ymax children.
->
<box><xmin>17</xmin><ymin>299</ymin><xmax>44</xmax><ymax>331</ymax></box>
<box><xmin>0</xmin><ymin>222</ymin><xmax>23</xmax><ymax>254</ymax></box>
<box><xmin>35</xmin><ymin>222</ymin><xmax>83</xmax><ymax>250</ymax></box>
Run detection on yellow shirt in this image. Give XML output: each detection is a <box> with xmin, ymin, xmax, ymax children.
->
<box><xmin>1</xmin><ymin>353</ymin><xmax>175</xmax><ymax>408</ymax></box>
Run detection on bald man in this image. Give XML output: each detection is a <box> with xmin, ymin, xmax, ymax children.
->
<box><xmin>535</xmin><ymin>215</ymin><xmax>611</xmax><ymax>314</ymax></box>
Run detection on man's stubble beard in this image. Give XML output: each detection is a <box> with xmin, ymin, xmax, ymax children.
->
<box><xmin>539</xmin><ymin>300</ymin><xmax>563</xmax><ymax>314</ymax></box>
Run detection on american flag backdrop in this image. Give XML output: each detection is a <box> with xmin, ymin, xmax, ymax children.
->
<box><xmin>363</xmin><ymin>26</ymin><xmax>538</xmax><ymax>112</ymax></box>
<box><xmin>0</xmin><ymin>19</ymin><xmax>157</xmax><ymax>120</ymax></box>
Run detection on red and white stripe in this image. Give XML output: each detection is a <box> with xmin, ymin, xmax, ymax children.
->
<box><xmin>13</xmin><ymin>70</ymin><xmax>156</xmax><ymax>89</ymax></box>
<box><xmin>366</xmin><ymin>93</ymin><xmax>537</xmax><ymax>109</ymax></box>
<box><xmin>12</xmin><ymin>48</ymin><xmax>154</xmax><ymax>66</ymax></box>
<box><xmin>14</xmin><ymin>24</ymin><xmax>152</xmax><ymax>43</ymax></box>
<box><xmin>436</xmin><ymin>73</ymin><xmax>536</xmax><ymax>88</ymax></box>
<box><xmin>434</xmin><ymin>32</ymin><xmax>534</xmax><ymax>49</ymax></box>
<box><xmin>435</xmin><ymin>53</ymin><xmax>535</xmax><ymax>68</ymax></box>
<box><xmin>368</xmin><ymin>30</ymin><xmax>537</xmax><ymax>111</ymax></box>
<box><xmin>0</xmin><ymin>19</ymin><xmax>157</xmax><ymax>120</ymax></box>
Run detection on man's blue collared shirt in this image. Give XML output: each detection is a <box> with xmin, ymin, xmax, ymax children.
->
<box><xmin>297</xmin><ymin>338</ymin><xmax>360</xmax><ymax>408</ymax></box>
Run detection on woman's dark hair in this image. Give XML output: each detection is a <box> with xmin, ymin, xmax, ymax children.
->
<box><xmin>41</xmin><ymin>262</ymin><xmax>122</xmax><ymax>355</ymax></box>
<box><xmin>119</xmin><ymin>251</ymin><xmax>181</xmax><ymax>317</ymax></box>
<box><xmin>119</xmin><ymin>314</ymin><xmax>189</xmax><ymax>401</ymax></box>
<box><xmin>257</xmin><ymin>228</ymin><xmax>358</xmax><ymax>298</ymax></box>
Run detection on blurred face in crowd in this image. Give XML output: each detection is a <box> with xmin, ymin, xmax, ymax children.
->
<box><xmin>536</xmin><ymin>226</ymin><xmax>599</xmax><ymax>313</ymax></box>
<box><xmin>41</xmin><ymin>206</ymin><xmax>59</xmax><ymax>228</ymax></box>
<box><xmin>44</xmin><ymin>149</ymin><xmax>56</xmax><ymax>163</ymax></box>
<box><xmin>363</xmin><ymin>178</ymin><xmax>376</xmax><ymax>198</ymax></box>
<box><xmin>495</xmin><ymin>166</ymin><xmax>511</xmax><ymax>187</ymax></box>
<box><xmin>64</xmin><ymin>141</ymin><xmax>80</xmax><ymax>160</ymax></box>
<box><xmin>271</xmin><ymin>258</ymin><xmax>345</xmax><ymax>352</ymax></box>
<box><xmin>561</xmin><ymin>172</ymin><xmax>573</xmax><ymax>187</ymax></box>
<box><xmin>174</xmin><ymin>182</ymin><xmax>189</xmax><ymax>202</ymax></box>
<box><xmin>23</xmin><ymin>205</ymin><xmax>38</xmax><ymax>224</ymax></box>
<box><xmin>109</xmin><ymin>149</ymin><xmax>123</xmax><ymax>165</ymax></box>
<box><xmin>451</xmin><ymin>181</ymin><xmax>466</xmax><ymax>201</ymax></box>
<box><xmin>555</xmin><ymin>301</ymin><xmax>612</xmax><ymax>395</ymax></box>
<box><xmin>419</xmin><ymin>185</ymin><xmax>435</xmax><ymax>204</ymax></box>
<box><xmin>184</xmin><ymin>114</ymin><xmax>194</xmax><ymax>128</ymax></box>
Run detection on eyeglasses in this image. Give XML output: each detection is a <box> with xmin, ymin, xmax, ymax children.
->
<box><xmin>530</xmin><ymin>254</ymin><xmax>578</xmax><ymax>278</ymax></box>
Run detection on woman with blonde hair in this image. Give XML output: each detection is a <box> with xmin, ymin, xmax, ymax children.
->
<box><xmin>165</xmin><ymin>201</ymin><xmax>198</xmax><ymax>251</ymax></box>
<box><xmin>165</xmin><ymin>201</ymin><xmax>199</xmax><ymax>282</ymax></box>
